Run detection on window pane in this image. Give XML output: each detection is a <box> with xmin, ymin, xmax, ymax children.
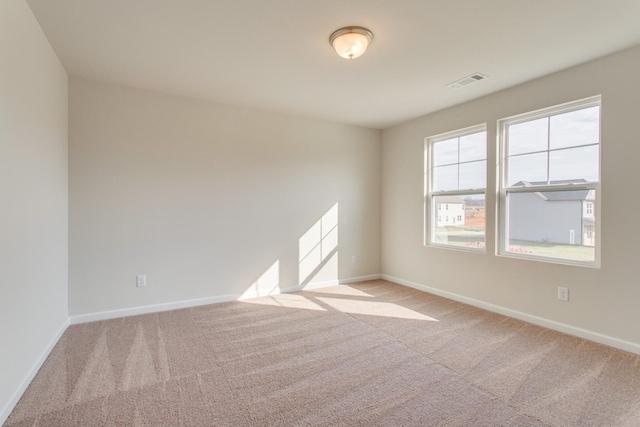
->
<box><xmin>459</xmin><ymin>131</ymin><xmax>486</xmax><ymax>162</ymax></box>
<box><xmin>508</xmin><ymin>117</ymin><xmax>548</xmax><ymax>155</ymax></box>
<box><xmin>507</xmin><ymin>190</ymin><xmax>596</xmax><ymax>262</ymax></box>
<box><xmin>549</xmin><ymin>145</ymin><xmax>599</xmax><ymax>183</ymax></box>
<box><xmin>433</xmin><ymin>138</ymin><xmax>458</xmax><ymax>166</ymax></box>
<box><xmin>508</xmin><ymin>152</ymin><xmax>547</xmax><ymax>185</ymax></box>
<box><xmin>432</xmin><ymin>194</ymin><xmax>485</xmax><ymax>249</ymax></box>
<box><xmin>433</xmin><ymin>164</ymin><xmax>458</xmax><ymax>191</ymax></box>
<box><xmin>459</xmin><ymin>160</ymin><xmax>486</xmax><ymax>190</ymax></box>
<box><xmin>550</xmin><ymin>106</ymin><xmax>600</xmax><ymax>150</ymax></box>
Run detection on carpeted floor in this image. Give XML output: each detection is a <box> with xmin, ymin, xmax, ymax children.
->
<box><xmin>5</xmin><ymin>280</ymin><xmax>640</xmax><ymax>426</ymax></box>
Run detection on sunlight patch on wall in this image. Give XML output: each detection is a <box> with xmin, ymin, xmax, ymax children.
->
<box><xmin>316</xmin><ymin>297</ymin><xmax>439</xmax><ymax>321</ymax></box>
<box><xmin>299</xmin><ymin>204</ymin><xmax>339</xmax><ymax>286</ymax></box>
<box><xmin>239</xmin><ymin>260</ymin><xmax>280</xmax><ymax>299</ymax></box>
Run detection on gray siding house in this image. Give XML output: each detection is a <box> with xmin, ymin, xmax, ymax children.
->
<box><xmin>509</xmin><ymin>180</ymin><xmax>595</xmax><ymax>246</ymax></box>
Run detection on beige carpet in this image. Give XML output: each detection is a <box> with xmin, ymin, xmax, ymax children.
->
<box><xmin>5</xmin><ymin>280</ymin><xmax>640</xmax><ymax>426</ymax></box>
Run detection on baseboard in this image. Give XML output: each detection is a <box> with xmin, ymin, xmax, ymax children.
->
<box><xmin>382</xmin><ymin>274</ymin><xmax>640</xmax><ymax>355</ymax></box>
<box><xmin>339</xmin><ymin>274</ymin><xmax>382</xmax><ymax>284</ymax></box>
<box><xmin>275</xmin><ymin>275</ymin><xmax>382</xmax><ymax>294</ymax></box>
<box><xmin>70</xmin><ymin>275</ymin><xmax>381</xmax><ymax>325</ymax></box>
<box><xmin>70</xmin><ymin>293</ymin><xmax>240</xmax><ymax>324</ymax></box>
<box><xmin>0</xmin><ymin>317</ymin><xmax>70</xmax><ymax>426</ymax></box>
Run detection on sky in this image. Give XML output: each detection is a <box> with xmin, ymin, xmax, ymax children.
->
<box><xmin>430</xmin><ymin>105</ymin><xmax>600</xmax><ymax>193</ymax></box>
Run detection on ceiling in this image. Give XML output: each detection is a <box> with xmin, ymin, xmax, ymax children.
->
<box><xmin>26</xmin><ymin>0</ymin><xmax>640</xmax><ymax>129</ymax></box>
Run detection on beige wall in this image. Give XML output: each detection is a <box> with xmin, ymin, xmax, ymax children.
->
<box><xmin>69</xmin><ymin>78</ymin><xmax>381</xmax><ymax>316</ymax></box>
<box><xmin>382</xmin><ymin>44</ymin><xmax>640</xmax><ymax>348</ymax></box>
<box><xmin>0</xmin><ymin>0</ymin><xmax>69</xmax><ymax>422</ymax></box>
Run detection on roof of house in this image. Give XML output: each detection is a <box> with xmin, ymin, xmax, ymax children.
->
<box><xmin>514</xmin><ymin>179</ymin><xmax>588</xmax><ymax>186</ymax></box>
<box><xmin>436</xmin><ymin>196</ymin><xmax>466</xmax><ymax>204</ymax></box>
<box><xmin>513</xmin><ymin>180</ymin><xmax>593</xmax><ymax>201</ymax></box>
<box><xmin>542</xmin><ymin>190</ymin><xmax>590</xmax><ymax>201</ymax></box>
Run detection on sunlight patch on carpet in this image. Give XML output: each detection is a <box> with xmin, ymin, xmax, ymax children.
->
<box><xmin>316</xmin><ymin>297</ymin><xmax>439</xmax><ymax>321</ymax></box>
<box><xmin>242</xmin><ymin>294</ymin><xmax>327</xmax><ymax>311</ymax></box>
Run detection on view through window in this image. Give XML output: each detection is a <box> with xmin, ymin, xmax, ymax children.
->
<box><xmin>425</xmin><ymin>125</ymin><xmax>486</xmax><ymax>250</ymax></box>
<box><xmin>499</xmin><ymin>97</ymin><xmax>601</xmax><ymax>265</ymax></box>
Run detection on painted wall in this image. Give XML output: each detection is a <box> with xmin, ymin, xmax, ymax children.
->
<box><xmin>0</xmin><ymin>0</ymin><xmax>69</xmax><ymax>422</ymax></box>
<box><xmin>382</xmin><ymin>44</ymin><xmax>640</xmax><ymax>347</ymax></box>
<box><xmin>69</xmin><ymin>78</ymin><xmax>381</xmax><ymax>316</ymax></box>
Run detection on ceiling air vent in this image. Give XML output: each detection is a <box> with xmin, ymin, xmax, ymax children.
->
<box><xmin>447</xmin><ymin>73</ymin><xmax>488</xmax><ymax>89</ymax></box>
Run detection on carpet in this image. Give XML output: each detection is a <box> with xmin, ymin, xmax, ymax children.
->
<box><xmin>5</xmin><ymin>280</ymin><xmax>640</xmax><ymax>426</ymax></box>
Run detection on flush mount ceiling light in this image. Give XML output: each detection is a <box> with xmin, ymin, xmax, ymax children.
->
<box><xmin>329</xmin><ymin>26</ymin><xmax>373</xmax><ymax>59</ymax></box>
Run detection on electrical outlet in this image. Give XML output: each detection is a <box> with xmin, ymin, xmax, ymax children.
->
<box><xmin>351</xmin><ymin>255</ymin><xmax>356</xmax><ymax>264</ymax></box>
<box><xmin>557</xmin><ymin>286</ymin><xmax>569</xmax><ymax>301</ymax></box>
<box><xmin>136</xmin><ymin>275</ymin><xmax>147</xmax><ymax>287</ymax></box>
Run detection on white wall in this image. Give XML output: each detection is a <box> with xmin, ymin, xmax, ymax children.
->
<box><xmin>0</xmin><ymin>0</ymin><xmax>69</xmax><ymax>422</ymax></box>
<box><xmin>69</xmin><ymin>78</ymin><xmax>381</xmax><ymax>316</ymax></box>
<box><xmin>382</xmin><ymin>44</ymin><xmax>640</xmax><ymax>350</ymax></box>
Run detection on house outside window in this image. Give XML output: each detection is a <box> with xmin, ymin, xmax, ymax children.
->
<box><xmin>425</xmin><ymin>124</ymin><xmax>486</xmax><ymax>250</ymax></box>
<box><xmin>498</xmin><ymin>96</ymin><xmax>600</xmax><ymax>266</ymax></box>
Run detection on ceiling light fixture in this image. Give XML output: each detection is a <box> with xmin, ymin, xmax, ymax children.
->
<box><xmin>329</xmin><ymin>26</ymin><xmax>373</xmax><ymax>59</ymax></box>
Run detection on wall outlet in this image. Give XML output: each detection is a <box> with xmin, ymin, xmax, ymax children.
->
<box><xmin>136</xmin><ymin>275</ymin><xmax>147</xmax><ymax>287</ymax></box>
<box><xmin>351</xmin><ymin>255</ymin><xmax>356</xmax><ymax>264</ymax></box>
<box><xmin>557</xmin><ymin>286</ymin><xmax>569</xmax><ymax>301</ymax></box>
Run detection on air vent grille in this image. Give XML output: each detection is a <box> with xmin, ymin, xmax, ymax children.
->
<box><xmin>447</xmin><ymin>73</ymin><xmax>488</xmax><ymax>89</ymax></box>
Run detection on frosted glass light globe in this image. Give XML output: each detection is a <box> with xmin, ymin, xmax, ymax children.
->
<box><xmin>329</xmin><ymin>27</ymin><xmax>373</xmax><ymax>60</ymax></box>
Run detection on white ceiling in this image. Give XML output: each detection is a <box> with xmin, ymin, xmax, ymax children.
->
<box><xmin>26</xmin><ymin>0</ymin><xmax>640</xmax><ymax>129</ymax></box>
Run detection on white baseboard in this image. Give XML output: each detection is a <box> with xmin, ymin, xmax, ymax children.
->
<box><xmin>274</xmin><ymin>275</ymin><xmax>382</xmax><ymax>295</ymax></box>
<box><xmin>70</xmin><ymin>293</ymin><xmax>241</xmax><ymax>324</ymax></box>
<box><xmin>382</xmin><ymin>274</ymin><xmax>640</xmax><ymax>355</ymax></box>
<box><xmin>339</xmin><ymin>274</ymin><xmax>382</xmax><ymax>284</ymax></box>
<box><xmin>70</xmin><ymin>275</ymin><xmax>382</xmax><ymax>325</ymax></box>
<box><xmin>0</xmin><ymin>317</ymin><xmax>70</xmax><ymax>426</ymax></box>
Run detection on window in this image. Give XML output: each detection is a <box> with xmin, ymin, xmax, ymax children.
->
<box><xmin>586</xmin><ymin>202</ymin><xmax>593</xmax><ymax>216</ymax></box>
<box><xmin>425</xmin><ymin>124</ymin><xmax>486</xmax><ymax>250</ymax></box>
<box><xmin>585</xmin><ymin>225</ymin><xmax>594</xmax><ymax>238</ymax></box>
<box><xmin>498</xmin><ymin>96</ymin><xmax>600</xmax><ymax>266</ymax></box>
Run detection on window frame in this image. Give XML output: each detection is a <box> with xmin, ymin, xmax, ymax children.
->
<box><xmin>424</xmin><ymin>123</ymin><xmax>487</xmax><ymax>251</ymax></box>
<box><xmin>497</xmin><ymin>96</ymin><xmax>601</xmax><ymax>267</ymax></box>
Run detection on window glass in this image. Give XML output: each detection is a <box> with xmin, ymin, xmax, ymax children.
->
<box><xmin>459</xmin><ymin>131</ymin><xmax>486</xmax><ymax>162</ymax></box>
<box><xmin>550</xmin><ymin>106</ymin><xmax>600</xmax><ymax>150</ymax></box>
<box><xmin>459</xmin><ymin>161</ymin><xmax>486</xmax><ymax>190</ymax></box>
<box><xmin>432</xmin><ymin>194</ymin><xmax>486</xmax><ymax>249</ymax></box>
<box><xmin>427</xmin><ymin>126</ymin><xmax>487</xmax><ymax>251</ymax></box>
<box><xmin>549</xmin><ymin>145</ymin><xmax>599</xmax><ymax>182</ymax></box>
<box><xmin>433</xmin><ymin>138</ymin><xmax>458</xmax><ymax>166</ymax></box>
<box><xmin>508</xmin><ymin>118</ymin><xmax>548</xmax><ymax>155</ymax></box>
<box><xmin>499</xmin><ymin>97</ymin><xmax>600</xmax><ymax>266</ymax></box>
<box><xmin>433</xmin><ymin>164</ymin><xmax>458</xmax><ymax>191</ymax></box>
<box><xmin>506</xmin><ymin>190</ymin><xmax>596</xmax><ymax>262</ymax></box>
<box><xmin>508</xmin><ymin>152</ymin><xmax>547</xmax><ymax>185</ymax></box>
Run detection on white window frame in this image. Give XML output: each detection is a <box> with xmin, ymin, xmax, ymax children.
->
<box><xmin>497</xmin><ymin>96</ymin><xmax>601</xmax><ymax>267</ymax></box>
<box><xmin>424</xmin><ymin>123</ymin><xmax>487</xmax><ymax>251</ymax></box>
